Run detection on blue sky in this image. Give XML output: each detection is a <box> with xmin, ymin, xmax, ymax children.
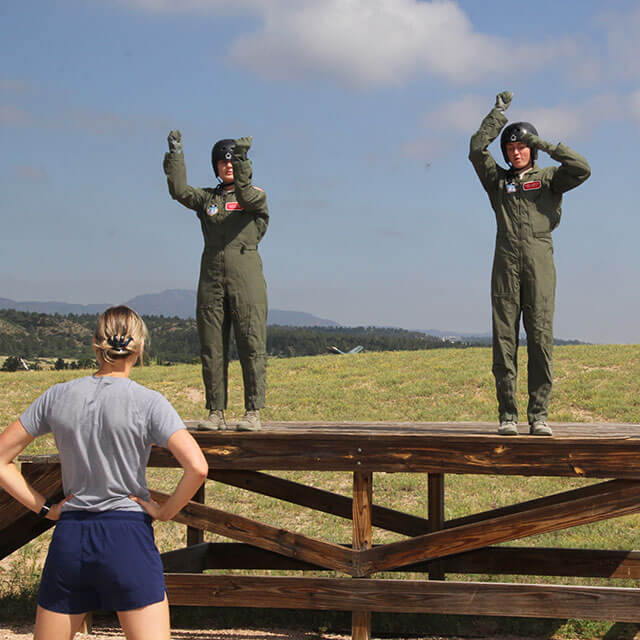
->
<box><xmin>2</xmin><ymin>0</ymin><xmax>639</xmax><ymax>343</ymax></box>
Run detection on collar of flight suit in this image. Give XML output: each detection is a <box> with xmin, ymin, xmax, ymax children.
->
<box><xmin>514</xmin><ymin>163</ymin><xmax>540</xmax><ymax>181</ymax></box>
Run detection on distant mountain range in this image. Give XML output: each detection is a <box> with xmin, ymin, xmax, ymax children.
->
<box><xmin>0</xmin><ymin>290</ymin><xmax>339</xmax><ymax>327</ymax></box>
<box><xmin>0</xmin><ymin>291</ymin><xmax>585</xmax><ymax>344</ymax></box>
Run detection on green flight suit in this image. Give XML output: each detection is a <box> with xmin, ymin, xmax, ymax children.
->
<box><xmin>469</xmin><ymin>108</ymin><xmax>590</xmax><ymax>425</ymax></box>
<box><xmin>163</xmin><ymin>145</ymin><xmax>268</xmax><ymax>411</ymax></box>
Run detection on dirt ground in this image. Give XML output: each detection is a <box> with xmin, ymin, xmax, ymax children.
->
<box><xmin>1</xmin><ymin>625</ymin><xmax>565</xmax><ymax>640</ymax></box>
<box><xmin>0</xmin><ymin>626</ymin><xmax>558</xmax><ymax>640</ymax></box>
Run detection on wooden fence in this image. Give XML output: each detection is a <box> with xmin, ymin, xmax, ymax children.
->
<box><xmin>3</xmin><ymin>421</ymin><xmax>640</xmax><ymax>640</ymax></box>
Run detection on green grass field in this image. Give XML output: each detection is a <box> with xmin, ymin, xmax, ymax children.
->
<box><xmin>1</xmin><ymin>345</ymin><xmax>640</xmax><ymax>637</ymax></box>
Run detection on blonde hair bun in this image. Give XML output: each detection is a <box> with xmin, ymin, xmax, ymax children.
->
<box><xmin>93</xmin><ymin>306</ymin><xmax>148</xmax><ymax>364</ymax></box>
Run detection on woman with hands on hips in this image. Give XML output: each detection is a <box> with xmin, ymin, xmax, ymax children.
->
<box><xmin>0</xmin><ymin>305</ymin><xmax>208</xmax><ymax>640</ymax></box>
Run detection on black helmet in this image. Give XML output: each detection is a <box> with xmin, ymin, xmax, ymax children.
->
<box><xmin>500</xmin><ymin>122</ymin><xmax>538</xmax><ymax>164</ymax></box>
<box><xmin>211</xmin><ymin>139</ymin><xmax>236</xmax><ymax>176</ymax></box>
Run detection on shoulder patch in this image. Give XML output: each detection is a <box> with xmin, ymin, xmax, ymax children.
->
<box><xmin>225</xmin><ymin>201</ymin><xmax>244</xmax><ymax>211</ymax></box>
<box><xmin>253</xmin><ymin>186</ymin><xmax>264</xmax><ymax>192</ymax></box>
<box><xmin>523</xmin><ymin>180</ymin><xmax>541</xmax><ymax>191</ymax></box>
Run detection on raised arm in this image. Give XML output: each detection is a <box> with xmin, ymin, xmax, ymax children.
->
<box><xmin>521</xmin><ymin>132</ymin><xmax>591</xmax><ymax>194</ymax></box>
<box><xmin>231</xmin><ymin>136</ymin><xmax>269</xmax><ymax>239</ymax></box>
<box><xmin>468</xmin><ymin>91</ymin><xmax>512</xmax><ymax>191</ymax></box>
<box><xmin>163</xmin><ymin>130</ymin><xmax>209</xmax><ymax>212</ymax></box>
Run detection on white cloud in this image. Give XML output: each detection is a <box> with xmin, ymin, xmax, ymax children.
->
<box><xmin>114</xmin><ymin>0</ymin><xmax>567</xmax><ymax>88</ymax></box>
<box><xmin>105</xmin><ymin>1</ymin><xmax>632</xmax><ymax>93</ymax></box>
<box><xmin>228</xmin><ymin>0</ymin><xmax>561</xmax><ymax>88</ymax></box>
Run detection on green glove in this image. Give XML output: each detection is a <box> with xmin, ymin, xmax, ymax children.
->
<box><xmin>494</xmin><ymin>91</ymin><xmax>513</xmax><ymax>113</ymax></box>
<box><xmin>233</xmin><ymin>136</ymin><xmax>252</xmax><ymax>159</ymax></box>
<box><xmin>167</xmin><ymin>130</ymin><xmax>183</xmax><ymax>153</ymax></box>
<box><xmin>521</xmin><ymin>132</ymin><xmax>556</xmax><ymax>154</ymax></box>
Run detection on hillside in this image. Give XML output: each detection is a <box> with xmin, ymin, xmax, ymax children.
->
<box><xmin>0</xmin><ymin>309</ymin><xmax>465</xmax><ymax>364</ymax></box>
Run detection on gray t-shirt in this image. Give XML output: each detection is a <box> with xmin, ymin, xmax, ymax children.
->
<box><xmin>20</xmin><ymin>375</ymin><xmax>185</xmax><ymax>512</ymax></box>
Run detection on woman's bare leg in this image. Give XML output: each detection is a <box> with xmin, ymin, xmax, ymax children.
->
<box><xmin>117</xmin><ymin>593</ymin><xmax>170</xmax><ymax>640</ymax></box>
<box><xmin>34</xmin><ymin>605</ymin><xmax>87</xmax><ymax>640</ymax></box>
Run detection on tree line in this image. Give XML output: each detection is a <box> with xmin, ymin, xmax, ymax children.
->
<box><xmin>0</xmin><ymin>309</ymin><xmax>475</xmax><ymax>367</ymax></box>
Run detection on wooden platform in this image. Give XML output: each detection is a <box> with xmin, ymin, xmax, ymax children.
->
<box><xmin>10</xmin><ymin>421</ymin><xmax>640</xmax><ymax>639</ymax></box>
<box><xmin>152</xmin><ymin>421</ymin><xmax>640</xmax><ymax>477</ymax></box>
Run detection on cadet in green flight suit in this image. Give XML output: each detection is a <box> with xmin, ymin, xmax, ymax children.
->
<box><xmin>469</xmin><ymin>91</ymin><xmax>590</xmax><ymax>436</ymax></box>
<box><xmin>163</xmin><ymin>132</ymin><xmax>268</xmax><ymax>431</ymax></box>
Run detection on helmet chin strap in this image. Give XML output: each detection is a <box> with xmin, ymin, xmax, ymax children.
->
<box><xmin>216</xmin><ymin>176</ymin><xmax>235</xmax><ymax>189</ymax></box>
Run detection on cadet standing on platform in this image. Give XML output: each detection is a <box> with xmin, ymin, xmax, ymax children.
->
<box><xmin>469</xmin><ymin>91</ymin><xmax>590</xmax><ymax>436</ymax></box>
<box><xmin>164</xmin><ymin>132</ymin><xmax>268</xmax><ymax>431</ymax></box>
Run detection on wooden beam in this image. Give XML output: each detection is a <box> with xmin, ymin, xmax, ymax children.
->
<box><xmin>164</xmin><ymin>574</ymin><xmax>640</xmax><ymax>622</ymax></box>
<box><xmin>0</xmin><ymin>463</ymin><xmax>62</xmax><ymax>531</ymax></box>
<box><xmin>161</xmin><ymin>543</ymin><xmax>210</xmax><ymax>573</ymax></box>
<box><xmin>186</xmin><ymin>484</ymin><xmax>205</xmax><ymax>548</ymax></box>
<box><xmin>427</xmin><ymin>473</ymin><xmax>445</xmax><ymax>580</ymax></box>
<box><xmin>445</xmin><ymin>480</ymin><xmax>619</xmax><ymax>529</ymax></box>
<box><xmin>150</xmin><ymin>490</ymin><xmax>356</xmax><ymax>575</ymax></box>
<box><xmin>165</xmin><ymin>543</ymin><xmax>640</xmax><ymax>579</ymax></box>
<box><xmin>0</xmin><ymin>463</ymin><xmax>63</xmax><ymax>560</ymax></box>
<box><xmin>361</xmin><ymin>480</ymin><xmax>640</xmax><ymax>574</ymax></box>
<box><xmin>440</xmin><ymin>546</ymin><xmax>640</xmax><ymax>579</ymax></box>
<box><xmin>209</xmin><ymin>470</ymin><xmax>430</xmax><ymax>536</ymax></box>
<box><xmin>146</xmin><ymin>427</ymin><xmax>640</xmax><ymax>478</ymax></box>
<box><xmin>352</xmin><ymin>471</ymin><xmax>372</xmax><ymax>640</ymax></box>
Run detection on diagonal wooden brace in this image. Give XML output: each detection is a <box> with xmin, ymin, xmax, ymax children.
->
<box><xmin>0</xmin><ymin>463</ymin><xmax>63</xmax><ymax>560</ymax></box>
<box><xmin>209</xmin><ymin>469</ymin><xmax>429</xmax><ymax>536</ymax></box>
<box><xmin>360</xmin><ymin>479</ymin><xmax>640</xmax><ymax>576</ymax></box>
<box><xmin>150</xmin><ymin>489</ymin><xmax>356</xmax><ymax>575</ymax></box>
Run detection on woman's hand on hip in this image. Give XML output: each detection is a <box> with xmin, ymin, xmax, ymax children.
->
<box><xmin>46</xmin><ymin>494</ymin><xmax>73</xmax><ymax>521</ymax></box>
<box><xmin>129</xmin><ymin>494</ymin><xmax>163</xmax><ymax>520</ymax></box>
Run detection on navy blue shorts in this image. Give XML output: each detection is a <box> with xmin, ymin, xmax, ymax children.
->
<box><xmin>38</xmin><ymin>511</ymin><xmax>166</xmax><ymax>614</ymax></box>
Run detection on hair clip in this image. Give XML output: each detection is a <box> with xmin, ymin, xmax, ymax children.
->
<box><xmin>107</xmin><ymin>335</ymin><xmax>133</xmax><ymax>351</ymax></box>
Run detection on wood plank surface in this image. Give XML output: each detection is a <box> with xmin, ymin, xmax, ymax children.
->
<box><xmin>150</xmin><ymin>489</ymin><xmax>356</xmax><ymax>575</ymax></box>
<box><xmin>164</xmin><ymin>574</ymin><xmax>640</xmax><ymax>622</ymax></box>
<box><xmin>189</xmin><ymin>421</ymin><xmax>640</xmax><ymax>438</ymax></box>
<box><xmin>164</xmin><ymin>543</ymin><xmax>640</xmax><ymax>578</ymax></box>
<box><xmin>147</xmin><ymin>422</ymin><xmax>640</xmax><ymax>477</ymax></box>
<box><xmin>361</xmin><ymin>480</ymin><xmax>640</xmax><ymax>574</ymax></box>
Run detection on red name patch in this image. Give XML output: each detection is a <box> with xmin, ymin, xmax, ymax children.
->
<box><xmin>523</xmin><ymin>180</ymin><xmax>541</xmax><ymax>191</ymax></box>
<box><xmin>225</xmin><ymin>202</ymin><xmax>244</xmax><ymax>211</ymax></box>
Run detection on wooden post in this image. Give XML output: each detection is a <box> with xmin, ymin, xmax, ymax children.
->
<box><xmin>428</xmin><ymin>473</ymin><xmax>445</xmax><ymax>580</ymax></box>
<box><xmin>187</xmin><ymin>483</ymin><xmax>205</xmax><ymax>548</ymax></box>
<box><xmin>352</xmin><ymin>471</ymin><xmax>373</xmax><ymax>640</ymax></box>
